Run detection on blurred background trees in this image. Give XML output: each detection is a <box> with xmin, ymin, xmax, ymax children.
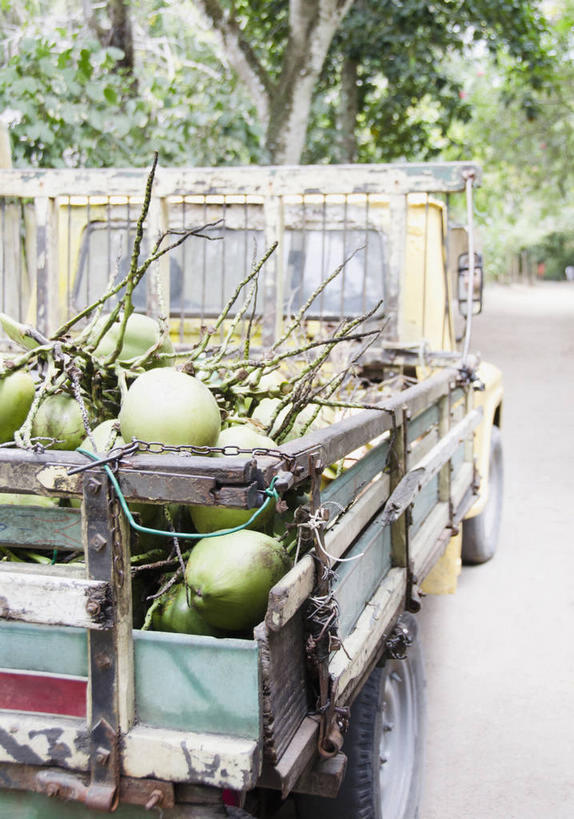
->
<box><xmin>1</xmin><ymin>0</ymin><xmax>573</xmax><ymax>278</ymax></box>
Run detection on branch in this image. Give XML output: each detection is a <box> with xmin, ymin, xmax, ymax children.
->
<box><xmin>194</xmin><ymin>0</ymin><xmax>272</xmax><ymax>125</ymax></box>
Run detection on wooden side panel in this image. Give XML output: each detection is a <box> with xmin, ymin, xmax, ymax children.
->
<box><xmin>0</xmin><ymin>571</ymin><xmax>111</xmax><ymax>629</ymax></box>
<box><xmin>0</xmin><ymin>505</ymin><xmax>82</xmax><ymax>551</ymax></box>
<box><xmin>254</xmin><ymin>613</ymin><xmax>308</xmax><ymax>764</ymax></box>
<box><xmin>133</xmin><ymin>631</ymin><xmax>260</xmax><ymax>740</ymax></box>
<box><xmin>0</xmin><ymin>622</ymin><xmax>87</xmax><ymax>676</ymax></box>
<box><xmin>333</xmin><ymin>512</ymin><xmax>393</xmax><ymax>639</ymax></box>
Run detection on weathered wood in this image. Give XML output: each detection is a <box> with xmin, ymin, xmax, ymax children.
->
<box><xmin>254</xmin><ymin>614</ymin><xmax>308</xmax><ymax>764</ymax></box>
<box><xmin>409</xmin><ymin>502</ymin><xmax>451</xmax><ymax>581</ymax></box>
<box><xmin>257</xmin><ymin>716</ymin><xmax>320</xmax><ymax>799</ymax></box>
<box><xmin>0</xmin><ymin>504</ymin><xmax>82</xmax><ymax>550</ymax></box>
<box><xmin>380</xmin><ymin>407</ymin><xmax>483</xmax><ymax>529</ymax></box>
<box><xmin>334</xmin><ymin>508</ymin><xmax>393</xmax><ymax>639</ymax></box>
<box><xmin>0</xmin><ymin>713</ymin><xmax>260</xmax><ymax>791</ymax></box>
<box><xmin>292</xmin><ymin>752</ymin><xmax>347</xmax><ymax>798</ymax></box>
<box><xmin>321</xmin><ymin>435</ymin><xmax>389</xmax><ymax>510</ymax></box>
<box><xmin>133</xmin><ymin>631</ymin><xmax>260</xmax><ymax>740</ymax></box>
<box><xmin>0</xmin><ymin>163</ymin><xmax>481</xmax><ymax>200</ymax></box>
<box><xmin>122</xmin><ymin>725</ymin><xmax>261</xmax><ymax>790</ymax></box>
<box><xmin>265</xmin><ymin>474</ymin><xmax>390</xmax><ymax>631</ymax></box>
<box><xmin>330</xmin><ymin>567</ymin><xmax>406</xmax><ymax>702</ymax></box>
<box><xmin>0</xmin><ymin>571</ymin><xmax>111</xmax><ymax>629</ymax></box>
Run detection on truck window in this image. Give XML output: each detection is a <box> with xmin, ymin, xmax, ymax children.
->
<box><xmin>73</xmin><ymin>221</ymin><xmax>386</xmax><ymax>321</ymax></box>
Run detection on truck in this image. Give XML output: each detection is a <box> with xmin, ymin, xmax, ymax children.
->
<box><xmin>0</xmin><ymin>158</ymin><xmax>503</xmax><ymax>818</ymax></box>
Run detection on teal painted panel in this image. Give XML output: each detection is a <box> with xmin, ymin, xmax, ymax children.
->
<box><xmin>0</xmin><ymin>505</ymin><xmax>82</xmax><ymax>551</ymax></box>
<box><xmin>333</xmin><ymin>511</ymin><xmax>392</xmax><ymax>639</ymax></box>
<box><xmin>411</xmin><ymin>476</ymin><xmax>439</xmax><ymax>535</ymax></box>
<box><xmin>322</xmin><ymin>438</ymin><xmax>389</xmax><ymax>511</ymax></box>
<box><xmin>133</xmin><ymin>630</ymin><xmax>260</xmax><ymax>740</ymax></box>
<box><xmin>0</xmin><ymin>625</ymin><xmax>261</xmax><ymax>741</ymax></box>
<box><xmin>0</xmin><ymin>790</ymin><xmax>151</xmax><ymax>819</ymax></box>
<box><xmin>407</xmin><ymin>403</ymin><xmax>439</xmax><ymax>444</ymax></box>
<box><xmin>0</xmin><ymin>622</ymin><xmax>87</xmax><ymax>676</ymax></box>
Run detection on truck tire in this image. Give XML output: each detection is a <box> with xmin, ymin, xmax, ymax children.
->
<box><xmin>295</xmin><ymin>614</ymin><xmax>426</xmax><ymax>819</ymax></box>
<box><xmin>462</xmin><ymin>425</ymin><xmax>503</xmax><ymax>564</ymax></box>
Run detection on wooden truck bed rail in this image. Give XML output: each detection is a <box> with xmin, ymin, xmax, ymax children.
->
<box><xmin>0</xmin><ymin>363</ymin><xmax>479</xmax><ymax>812</ymax></box>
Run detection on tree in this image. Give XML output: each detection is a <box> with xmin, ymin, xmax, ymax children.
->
<box><xmin>440</xmin><ymin>1</ymin><xmax>574</xmax><ymax>279</ymax></box>
<box><xmin>193</xmin><ymin>0</ymin><xmax>552</xmax><ymax>164</ymax></box>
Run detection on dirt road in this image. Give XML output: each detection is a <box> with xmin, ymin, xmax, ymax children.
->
<box><xmin>419</xmin><ymin>282</ymin><xmax>574</xmax><ymax>818</ymax></box>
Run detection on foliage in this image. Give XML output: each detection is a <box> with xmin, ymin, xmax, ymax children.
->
<box><xmin>440</xmin><ymin>1</ymin><xmax>574</xmax><ymax>279</ymax></box>
<box><xmin>0</xmin><ymin>3</ymin><xmax>263</xmax><ymax>167</ymax></box>
<box><xmin>305</xmin><ymin>0</ymin><xmax>553</xmax><ymax>163</ymax></box>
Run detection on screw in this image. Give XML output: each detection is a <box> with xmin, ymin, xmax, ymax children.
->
<box><xmin>95</xmin><ymin>652</ymin><xmax>112</xmax><ymax>670</ymax></box>
<box><xmin>85</xmin><ymin>478</ymin><xmax>101</xmax><ymax>495</ymax></box>
<box><xmin>90</xmin><ymin>534</ymin><xmax>107</xmax><ymax>552</ymax></box>
<box><xmin>86</xmin><ymin>600</ymin><xmax>101</xmax><ymax>617</ymax></box>
<box><xmin>95</xmin><ymin>747</ymin><xmax>110</xmax><ymax>766</ymax></box>
<box><xmin>145</xmin><ymin>790</ymin><xmax>163</xmax><ymax>810</ymax></box>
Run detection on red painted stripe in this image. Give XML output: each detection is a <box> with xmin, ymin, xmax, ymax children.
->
<box><xmin>0</xmin><ymin>670</ymin><xmax>87</xmax><ymax>717</ymax></box>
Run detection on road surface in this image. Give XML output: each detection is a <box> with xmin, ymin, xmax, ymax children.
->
<box><xmin>419</xmin><ymin>282</ymin><xmax>574</xmax><ymax>818</ymax></box>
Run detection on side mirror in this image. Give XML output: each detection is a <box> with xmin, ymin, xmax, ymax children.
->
<box><xmin>457</xmin><ymin>252</ymin><xmax>483</xmax><ymax>317</ymax></box>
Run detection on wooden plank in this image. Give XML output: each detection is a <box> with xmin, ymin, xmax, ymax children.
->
<box><xmin>452</xmin><ymin>462</ymin><xmax>474</xmax><ymax>511</ymax></box>
<box><xmin>0</xmin><ymin>670</ymin><xmax>87</xmax><ymax>718</ymax></box>
<box><xmin>0</xmin><ymin>622</ymin><xmax>87</xmax><ymax>676</ymax></box>
<box><xmin>378</xmin><ymin>408</ymin><xmax>482</xmax><ymax>529</ymax></box>
<box><xmin>0</xmin><ymin>571</ymin><xmax>111</xmax><ymax>629</ymax></box>
<box><xmin>0</xmin><ymin>713</ymin><xmax>260</xmax><ymax>791</ymax></box>
<box><xmin>334</xmin><ymin>511</ymin><xmax>393</xmax><ymax>639</ymax></box>
<box><xmin>258</xmin><ymin>716</ymin><xmax>320</xmax><ymax>799</ymax></box>
<box><xmin>409</xmin><ymin>502</ymin><xmax>451</xmax><ymax>581</ymax></box>
<box><xmin>133</xmin><ymin>631</ymin><xmax>261</xmax><ymax>741</ymax></box>
<box><xmin>122</xmin><ymin>725</ymin><xmax>260</xmax><ymax>790</ymax></box>
<box><xmin>0</xmin><ymin>504</ymin><xmax>82</xmax><ymax>550</ymax></box>
<box><xmin>406</xmin><ymin>403</ymin><xmax>440</xmax><ymax>444</ymax></box>
<box><xmin>0</xmin><ymin>163</ymin><xmax>481</xmax><ymax>199</ymax></box>
<box><xmin>254</xmin><ymin>614</ymin><xmax>308</xmax><ymax>763</ymax></box>
<box><xmin>407</xmin><ymin>425</ymin><xmax>439</xmax><ymax>469</ymax></box>
<box><xmin>330</xmin><ymin>567</ymin><xmax>405</xmax><ymax>702</ymax></box>
<box><xmin>410</xmin><ymin>475</ymin><xmax>439</xmax><ymax>535</ymax></box>
<box><xmin>265</xmin><ymin>475</ymin><xmax>390</xmax><ymax>631</ymax></box>
<box><xmin>292</xmin><ymin>752</ymin><xmax>347</xmax><ymax>798</ymax></box>
<box><xmin>321</xmin><ymin>436</ymin><xmax>389</xmax><ymax>511</ymax></box>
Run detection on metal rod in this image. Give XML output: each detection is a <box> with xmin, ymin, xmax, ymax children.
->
<box><xmin>462</xmin><ymin>171</ymin><xmax>476</xmax><ymax>364</ymax></box>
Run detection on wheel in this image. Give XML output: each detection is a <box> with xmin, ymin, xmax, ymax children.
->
<box><xmin>462</xmin><ymin>425</ymin><xmax>503</xmax><ymax>564</ymax></box>
<box><xmin>295</xmin><ymin>614</ymin><xmax>426</xmax><ymax>819</ymax></box>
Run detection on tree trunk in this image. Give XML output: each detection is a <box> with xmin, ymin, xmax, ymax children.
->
<box><xmin>339</xmin><ymin>56</ymin><xmax>358</xmax><ymax>162</ymax></box>
<box><xmin>107</xmin><ymin>0</ymin><xmax>135</xmax><ymax>73</ymax></box>
<box><xmin>266</xmin><ymin>1</ymin><xmax>355</xmax><ymax>164</ymax></box>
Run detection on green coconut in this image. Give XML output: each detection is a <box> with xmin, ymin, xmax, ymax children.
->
<box><xmin>189</xmin><ymin>424</ymin><xmax>277</xmax><ymax>534</ymax></box>
<box><xmin>119</xmin><ymin>367</ymin><xmax>221</xmax><ymax>448</ymax></box>
<box><xmin>31</xmin><ymin>393</ymin><xmax>87</xmax><ymax>450</ymax></box>
<box><xmin>0</xmin><ymin>369</ymin><xmax>35</xmax><ymax>443</ymax></box>
<box><xmin>151</xmin><ymin>584</ymin><xmax>223</xmax><ymax>636</ymax></box>
<box><xmin>90</xmin><ymin>312</ymin><xmax>174</xmax><ymax>367</ymax></box>
<box><xmin>184</xmin><ymin>530</ymin><xmax>291</xmax><ymax>632</ymax></box>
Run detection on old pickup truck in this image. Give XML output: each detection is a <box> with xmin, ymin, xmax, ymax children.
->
<box><xmin>0</xmin><ymin>160</ymin><xmax>503</xmax><ymax>818</ymax></box>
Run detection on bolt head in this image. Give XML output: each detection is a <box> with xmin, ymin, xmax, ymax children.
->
<box><xmin>85</xmin><ymin>478</ymin><xmax>101</xmax><ymax>495</ymax></box>
<box><xmin>86</xmin><ymin>600</ymin><xmax>101</xmax><ymax>617</ymax></box>
<box><xmin>90</xmin><ymin>533</ymin><xmax>107</xmax><ymax>552</ymax></box>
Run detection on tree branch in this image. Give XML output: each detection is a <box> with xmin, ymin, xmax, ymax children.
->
<box><xmin>194</xmin><ymin>0</ymin><xmax>273</xmax><ymax>126</ymax></box>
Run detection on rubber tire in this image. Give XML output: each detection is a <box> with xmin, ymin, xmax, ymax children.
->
<box><xmin>462</xmin><ymin>425</ymin><xmax>503</xmax><ymax>565</ymax></box>
<box><xmin>295</xmin><ymin>614</ymin><xmax>426</xmax><ymax>819</ymax></box>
